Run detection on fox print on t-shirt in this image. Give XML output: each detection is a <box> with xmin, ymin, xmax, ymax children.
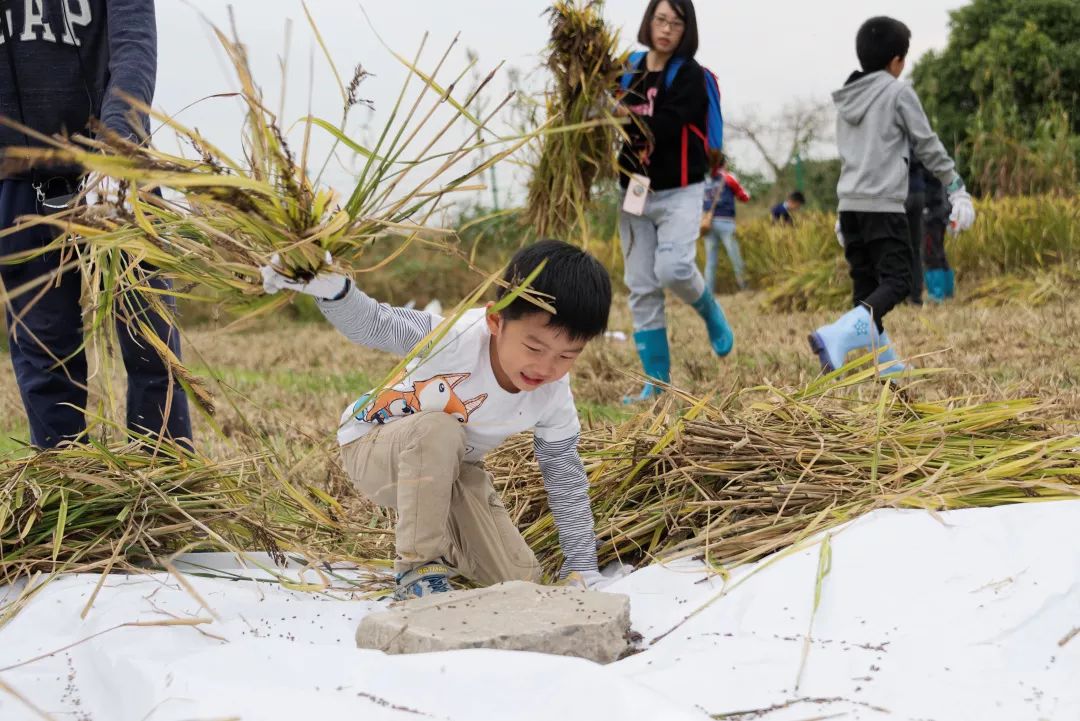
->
<box><xmin>351</xmin><ymin>372</ymin><xmax>488</xmax><ymax>425</ymax></box>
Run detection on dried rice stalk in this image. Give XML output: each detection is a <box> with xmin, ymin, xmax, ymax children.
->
<box><xmin>490</xmin><ymin>362</ymin><xmax>1080</xmax><ymax>578</ymax></box>
<box><xmin>522</xmin><ymin>0</ymin><xmax>626</xmax><ymax>243</ymax></box>
<box><xmin>1</xmin><ymin>18</ymin><xmax>524</xmax><ymax>310</ymax></box>
<box><xmin>0</xmin><ymin>440</ymin><xmax>385</xmax><ymax>597</ymax></box>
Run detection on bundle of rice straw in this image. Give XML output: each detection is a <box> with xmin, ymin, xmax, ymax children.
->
<box><xmin>1</xmin><ymin>18</ymin><xmax>524</xmax><ymax>311</ymax></box>
<box><xmin>0</xmin><ymin>438</ymin><xmax>386</xmax><ymax>616</ymax></box>
<box><xmin>491</xmin><ymin>362</ymin><xmax>1080</xmax><ymax>578</ymax></box>
<box><xmin>522</xmin><ymin>0</ymin><xmax>626</xmax><ymax>243</ymax></box>
<box><xmin>965</xmin><ymin>264</ymin><xmax>1080</xmax><ymax>307</ymax></box>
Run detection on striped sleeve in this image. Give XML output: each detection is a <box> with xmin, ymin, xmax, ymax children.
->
<box><xmin>316</xmin><ymin>282</ymin><xmax>437</xmax><ymax>357</ymax></box>
<box><xmin>534</xmin><ymin>434</ymin><xmax>598</xmax><ymax>577</ymax></box>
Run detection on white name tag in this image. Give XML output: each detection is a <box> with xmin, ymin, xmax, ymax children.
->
<box><xmin>622</xmin><ymin>174</ymin><xmax>650</xmax><ymax>216</ymax></box>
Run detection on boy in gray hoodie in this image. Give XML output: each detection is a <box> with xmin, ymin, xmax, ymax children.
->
<box><xmin>809</xmin><ymin>16</ymin><xmax>975</xmax><ymax>376</ymax></box>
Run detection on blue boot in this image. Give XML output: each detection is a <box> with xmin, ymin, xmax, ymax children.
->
<box><xmin>942</xmin><ymin>269</ymin><xmax>955</xmax><ymax>299</ymax></box>
<box><xmin>625</xmin><ymin>328</ymin><xmax>671</xmax><ymax>403</ymax></box>
<box><xmin>690</xmin><ymin>290</ymin><xmax>734</xmax><ymax>357</ymax></box>
<box><xmin>875</xmin><ymin>330</ymin><xmax>909</xmax><ymax>377</ymax></box>
<box><xmin>808</xmin><ymin>305</ymin><xmax>874</xmax><ymax>372</ymax></box>
<box><xmin>925</xmin><ymin>269</ymin><xmax>946</xmax><ymax>303</ymax></box>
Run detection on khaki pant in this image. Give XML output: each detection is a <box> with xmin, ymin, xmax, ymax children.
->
<box><xmin>340</xmin><ymin>411</ymin><xmax>541</xmax><ymax>585</ymax></box>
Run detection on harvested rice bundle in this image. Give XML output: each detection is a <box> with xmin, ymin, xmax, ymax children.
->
<box><xmin>490</xmin><ymin>365</ymin><xmax>1080</xmax><ymax>578</ymax></box>
<box><xmin>523</xmin><ymin>0</ymin><xmax>626</xmax><ymax>243</ymax></box>
<box><xmin>0</xmin><ymin>439</ymin><xmax>385</xmax><ymax>593</ymax></box>
<box><xmin>965</xmin><ymin>264</ymin><xmax>1080</xmax><ymax>307</ymax></box>
<box><xmin>1</xmin><ymin>21</ymin><xmax>522</xmax><ymax>309</ymax></box>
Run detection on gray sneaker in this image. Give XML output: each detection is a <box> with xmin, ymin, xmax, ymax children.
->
<box><xmin>394</xmin><ymin>561</ymin><xmax>454</xmax><ymax>600</ymax></box>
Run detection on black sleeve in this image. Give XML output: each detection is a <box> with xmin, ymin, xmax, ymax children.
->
<box><xmin>643</xmin><ymin>60</ymin><xmax>706</xmax><ymax>146</ymax></box>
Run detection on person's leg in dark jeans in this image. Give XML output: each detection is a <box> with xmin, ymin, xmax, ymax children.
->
<box><xmin>904</xmin><ymin>192</ymin><xmax>925</xmax><ymax>304</ymax></box>
<box><xmin>2</xmin><ymin>179</ymin><xmax>192</xmax><ymax>448</ymax></box>
<box><xmin>0</xmin><ymin>179</ymin><xmax>88</xmax><ymax>447</ymax></box>
<box><xmin>115</xmin><ymin>264</ymin><xmax>193</xmax><ymax>447</ymax></box>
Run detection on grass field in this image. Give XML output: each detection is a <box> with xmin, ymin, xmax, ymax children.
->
<box><xmin>3</xmin><ymin>289</ymin><xmax>1076</xmax><ymax>471</ymax></box>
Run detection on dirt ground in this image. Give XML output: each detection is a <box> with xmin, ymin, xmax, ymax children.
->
<box><xmin>2</xmin><ymin>290</ymin><xmax>1077</xmax><ymax>465</ymax></box>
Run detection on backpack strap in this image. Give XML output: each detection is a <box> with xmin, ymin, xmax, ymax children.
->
<box><xmin>620</xmin><ymin>52</ymin><xmax>687</xmax><ymax>91</ymax></box>
<box><xmin>664</xmin><ymin>56</ymin><xmax>686</xmax><ymax>89</ymax></box>
<box><xmin>702</xmin><ymin>68</ymin><xmax>724</xmax><ymax>152</ymax></box>
<box><xmin>619</xmin><ymin>50</ymin><xmax>648</xmax><ymax>91</ymax></box>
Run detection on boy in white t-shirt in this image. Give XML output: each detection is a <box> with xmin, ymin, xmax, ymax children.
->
<box><xmin>261</xmin><ymin>240</ymin><xmax>613</xmax><ymax>600</ymax></box>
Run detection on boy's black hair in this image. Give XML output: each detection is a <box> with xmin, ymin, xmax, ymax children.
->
<box><xmin>856</xmin><ymin>16</ymin><xmax>911</xmax><ymax>72</ymax></box>
<box><xmin>789</xmin><ymin>191</ymin><xmax>807</xmax><ymax>204</ymax></box>
<box><xmin>637</xmin><ymin>0</ymin><xmax>699</xmax><ymax>59</ymax></box>
<box><xmin>496</xmin><ymin>239</ymin><xmax>611</xmax><ymax>341</ymax></box>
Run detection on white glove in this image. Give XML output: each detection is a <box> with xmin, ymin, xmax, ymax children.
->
<box><xmin>948</xmin><ymin>188</ymin><xmax>976</xmax><ymax>235</ymax></box>
<box><xmin>566</xmin><ymin>562</ymin><xmax>634</xmax><ymax>591</ymax></box>
<box><xmin>260</xmin><ymin>252</ymin><xmax>349</xmax><ymax>300</ymax></box>
<box><xmin>834</xmin><ymin>218</ymin><xmax>845</xmax><ymax>247</ymax></box>
<box><xmin>566</xmin><ymin>570</ymin><xmax>609</xmax><ymax>590</ymax></box>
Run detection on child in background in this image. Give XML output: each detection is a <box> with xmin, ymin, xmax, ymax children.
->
<box><xmin>810</xmin><ymin>16</ymin><xmax>975</xmax><ymax>376</ymax></box>
<box><xmin>770</xmin><ymin>191</ymin><xmax>804</xmax><ymax>224</ymax></box>
<box><xmin>261</xmin><ymin>240</ymin><xmax>612</xmax><ymax>600</ymax></box>
<box><xmin>701</xmin><ymin>152</ymin><xmax>751</xmax><ymax>293</ymax></box>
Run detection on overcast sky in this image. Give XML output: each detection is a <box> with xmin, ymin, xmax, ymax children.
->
<box><xmin>154</xmin><ymin>0</ymin><xmax>968</xmax><ymax>204</ymax></box>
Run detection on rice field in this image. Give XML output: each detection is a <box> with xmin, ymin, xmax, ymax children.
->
<box><xmin>2</xmin><ymin>288</ymin><xmax>1076</xmax><ymax>479</ymax></box>
<box><xmin>5</xmin><ymin>269</ymin><xmax>1080</xmax><ymax>432</ymax></box>
<box><xmin>0</xmin><ymin>5</ymin><xmax>1076</xmax><ymax>599</ymax></box>
<box><xmin>2</xmin><ymin>227</ymin><xmax>1079</xmax><ymax>598</ymax></box>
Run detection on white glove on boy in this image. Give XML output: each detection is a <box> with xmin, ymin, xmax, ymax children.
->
<box><xmin>260</xmin><ymin>252</ymin><xmax>349</xmax><ymax>300</ymax></box>
<box><xmin>948</xmin><ymin>187</ymin><xmax>976</xmax><ymax>235</ymax></box>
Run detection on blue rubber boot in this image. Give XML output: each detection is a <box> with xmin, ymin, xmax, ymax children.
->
<box><xmin>875</xmin><ymin>330</ymin><xmax>909</xmax><ymax>377</ymax></box>
<box><xmin>807</xmin><ymin>305</ymin><xmax>874</xmax><ymax>372</ymax></box>
<box><xmin>942</xmin><ymin>269</ymin><xmax>955</xmax><ymax>299</ymax></box>
<box><xmin>690</xmin><ymin>290</ymin><xmax>734</xmax><ymax>357</ymax></box>
<box><xmin>925</xmin><ymin>269</ymin><xmax>946</xmax><ymax>303</ymax></box>
<box><xmin>625</xmin><ymin>328</ymin><xmax>671</xmax><ymax>404</ymax></box>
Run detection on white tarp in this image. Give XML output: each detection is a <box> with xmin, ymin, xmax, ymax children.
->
<box><xmin>1</xmin><ymin>501</ymin><xmax>1077</xmax><ymax>720</ymax></box>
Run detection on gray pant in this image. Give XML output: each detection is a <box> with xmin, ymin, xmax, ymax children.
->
<box><xmin>619</xmin><ymin>183</ymin><xmax>707</xmax><ymax>331</ymax></box>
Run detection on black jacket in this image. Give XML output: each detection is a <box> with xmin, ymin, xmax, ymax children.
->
<box><xmin>618</xmin><ymin>54</ymin><xmax>708</xmax><ymax>192</ymax></box>
<box><xmin>0</xmin><ymin>0</ymin><xmax>156</xmax><ymax>177</ymax></box>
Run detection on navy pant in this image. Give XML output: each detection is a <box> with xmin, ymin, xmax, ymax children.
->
<box><xmin>924</xmin><ymin>219</ymin><xmax>950</xmax><ymax>271</ymax></box>
<box><xmin>0</xmin><ymin>178</ymin><xmax>192</xmax><ymax>448</ymax></box>
<box><xmin>904</xmin><ymin>191</ymin><xmax>925</xmax><ymax>303</ymax></box>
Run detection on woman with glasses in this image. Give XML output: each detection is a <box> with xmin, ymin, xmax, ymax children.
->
<box><xmin>616</xmin><ymin>0</ymin><xmax>735</xmax><ymax>403</ymax></box>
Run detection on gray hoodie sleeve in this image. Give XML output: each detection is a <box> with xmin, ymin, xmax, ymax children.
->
<box><xmin>896</xmin><ymin>84</ymin><xmax>960</xmax><ymax>190</ymax></box>
<box><xmin>101</xmin><ymin>0</ymin><xmax>157</xmax><ymax>139</ymax></box>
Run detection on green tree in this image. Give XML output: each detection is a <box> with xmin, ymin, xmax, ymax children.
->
<box><xmin>912</xmin><ymin>0</ymin><xmax>1080</xmax><ymax>191</ymax></box>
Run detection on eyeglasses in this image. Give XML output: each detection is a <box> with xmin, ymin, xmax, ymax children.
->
<box><xmin>652</xmin><ymin>15</ymin><xmax>685</xmax><ymax>32</ymax></box>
